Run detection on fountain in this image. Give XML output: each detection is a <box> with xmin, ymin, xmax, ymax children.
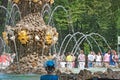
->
<box><xmin>0</xmin><ymin>0</ymin><xmax>112</xmax><ymax>70</ymax></box>
<box><xmin>0</xmin><ymin>0</ymin><xmax>120</xmax><ymax>80</ymax></box>
<box><xmin>0</xmin><ymin>37</ymin><xmax>3</xmax><ymax>50</ymax></box>
<box><xmin>0</xmin><ymin>0</ymin><xmax>59</xmax><ymax>74</ymax></box>
<box><xmin>58</xmin><ymin>32</ymin><xmax>111</xmax><ymax>56</ymax></box>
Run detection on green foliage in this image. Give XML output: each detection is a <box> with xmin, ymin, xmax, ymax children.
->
<box><xmin>53</xmin><ymin>0</ymin><xmax>120</xmax><ymax>51</ymax></box>
<box><xmin>0</xmin><ymin>0</ymin><xmax>119</xmax><ymax>51</ymax></box>
<box><xmin>83</xmin><ymin>43</ymin><xmax>90</xmax><ymax>55</ymax></box>
<box><xmin>116</xmin><ymin>9</ymin><xmax>120</xmax><ymax>36</ymax></box>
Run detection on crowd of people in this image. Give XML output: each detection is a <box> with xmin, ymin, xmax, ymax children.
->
<box><xmin>0</xmin><ymin>50</ymin><xmax>119</xmax><ymax>70</ymax></box>
<box><xmin>57</xmin><ymin>50</ymin><xmax>119</xmax><ymax>69</ymax></box>
<box><xmin>40</xmin><ymin>50</ymin><xmax>119</xmax><ymax>80</ymax></box>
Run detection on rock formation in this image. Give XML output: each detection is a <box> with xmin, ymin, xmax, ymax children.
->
<box><xmin>2</xmin><ymin>0</ymin><xmax>58</xmax><ymax>74</ymax></box>
<box><xmin>59</xmin><ymin>68</ymin><xmax>120</xmax><ymax>80</ymax></box>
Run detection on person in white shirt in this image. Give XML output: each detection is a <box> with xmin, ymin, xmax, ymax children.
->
<box><xmin>88</xmin><ymin>51</ymin><xmax>94</xmax><ymax>68</ymax></box>
<box><xmin>60</xmin><ymin>54</ymin><xmax>66</xmax><ymax>68</ymax></box>
<box><xmin>112</xmin><ymin>50</ymin><xmax>119</xmax><ymax>67</ymax></box>
<box><xmin>78</xmin><ymin>50</ymin><xmax>85</xmax><ymax>69</ymax></box>
<box><xmin>92</xmin><ymin>51</ymin><xmax>96</xmax><ymax>67</ymax></box>
<box><xmin>95</xmin><ymin>52</ymin><xmax>102</xmax><ymax>67</ymax></box>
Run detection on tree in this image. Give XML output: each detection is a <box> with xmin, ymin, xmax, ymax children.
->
<box><xmin>52</xmin><ymin>0</ymin><xmax>119</xmax><ymax>51</ymax></box>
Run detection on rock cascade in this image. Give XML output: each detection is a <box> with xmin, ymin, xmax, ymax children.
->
<box><xmin>58</xmin><ymin>68</ymin><xmax>120</xmax><ymax>80</ymax></box>
<box><xmin>5</xmin><ymin>52</ymin><xmax>48</xmax><ymax>74</ymax></box>
<box><xmin>2</xmin><ymin>0</ymin><xmax>58</xmax><ymax>74</ymax></box>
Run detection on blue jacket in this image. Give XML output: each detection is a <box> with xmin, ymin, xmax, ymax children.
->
<box><xmin>109</xmin><ymin>53</ymin><xmax>115</xmax><ymax>65</ymax></box>
<box><xmin>40</xmin><ymin>75</ymin><xmax>59</xmax><ymax>80</ymax></box>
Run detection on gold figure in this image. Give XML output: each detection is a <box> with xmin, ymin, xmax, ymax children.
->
<box><xmin>45</xmin><ymin>34</ymin><xmax>52</xmax><ymax>45</ymax></box>
<box><xmin>2</xmin><ymin>31</ymin><xmax>8</xmax><ymax>45</ymax></box>
<box><xmin>18</xmin><ymin>30</ymin><xmax>29</xmax><ymax>44</ymax></box>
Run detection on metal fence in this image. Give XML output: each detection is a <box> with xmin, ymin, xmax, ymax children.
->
<box><xmin>57</xmin><ymin>61</ymin><xmax>120</xmax><ymax>68</ymax></box>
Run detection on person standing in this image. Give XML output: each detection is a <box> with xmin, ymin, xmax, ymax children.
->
<box><xmin>71</xmin><ymin>54</ymin><xmax>76</xmax><ymax>68</ymax></box>
<box><xmin>112</xmin><ymin>50</ymin><xmax>119</xmax><ymax>67</ymax></box>
<box><xmin>59</xmin><ymin>54</ymin><xmax>66</xmax><ymax>68</ymax></box>
<box><xmin>92</xmin><ymin>51</ymin><xmax>96</xmax><ymax>67</ymax></box>
<box><xmin>109</xmin><ymin>50</ymin><xmax>115</xmax><ymax>67</ymax></box>
<box><xmin>40</xmin><ymin>60</ymin><xmax>59</xmax><ymax>80</ymax></box>
<box><xmin>103</xmin><ymin>50</ymin><xmax>110</xmax><ymax>68</ymax></box>
<box><xmin>88</xmin><ymin>51</ymin><xmax>94</xmax><ymax>68</ymax></box>
<box><xmin>95</xmin><ymin>52</ymin><xmax>102</xmax><ymax>67</ymax></box>
<box><xmin>78</xmin><ymin>50</ymin><xmax>85</xmax><ymax>69</ymax></box>
<box><xmin>66</xmin><ymin>52</ymin><xmax>73</xmax><ymax>68</ymax></box>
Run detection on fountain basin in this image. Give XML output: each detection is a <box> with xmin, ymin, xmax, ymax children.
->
<box><xmin>0</xmin><ymin>73</ymin><xmax>40</xmax><ymax>80</ymax></box>
<box><xmin>1</xmin><ymin>67</ymin><xmax>120</xmax><ymax>80</ymax></box>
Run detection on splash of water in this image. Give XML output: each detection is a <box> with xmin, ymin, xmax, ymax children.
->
<box><xmin>0</xmin><ymin>37</ymin><xmax>4</xmax><ymax>54</ymax></box>
<box><xmin>41</xmin><ymin>3</ymin><xmax>51</xmax><ymax>18</ymax></box>
<box><xmin>0</xmin><ymin>3</ymin><xmax>22</xmax><ymax>63</ymax></box>
<box><xmin>61</xmin><ymin>32</ymin><xmax>85</xmax><ymax>55</ymax></box>
<box><xmin>48</xmin><ymin>5</ymin><xmax>68</xmax><ymax>25</ymax></box>
<box><xmin>0</xmin><ymin>2</ymin><xmax>111</xmax><ymax>60</ymax></box>
<box><xmin>1</xmin><ymin>3</ymin><xmax>21</xmax><ymax>26</ymax></box>
<box><xmin>71</xmin><ymin>33</ymin><xmax>94</xmax><ymax>55</ymax></box>
<box><xmin>58</xmin><ymin>32</ymin><xmax>111</xmax><ymax>56</ymax></box>
<box><xmin>89</xmin><ymin>33</ymin><xmax>111</xmax><ymax>50</ymax></box>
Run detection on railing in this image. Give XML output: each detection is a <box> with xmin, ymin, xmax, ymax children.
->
<box><xmin>0</xmin><ymin>60</ymin><xmax>119</xmax><ymax>70</ymax></box>
<box><xmin>57</xmin><ymin>61</ymin><xmax>120</xmax><ymax>68</ymax></box>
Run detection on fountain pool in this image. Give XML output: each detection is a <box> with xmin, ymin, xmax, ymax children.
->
<box><xmin>0</xmin><ymin>73</ymin><xmax>40</xmax><ymax>80</ymax></box>
<box><xmin>1</xmin><ymin>67</ymin><xmax>120</xmax><ymax>80</ymax></box>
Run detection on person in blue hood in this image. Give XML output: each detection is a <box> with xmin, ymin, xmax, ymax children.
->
<box><xmin>40</xmin><ymin>60</ymin><xmax>59</xmax><ymax>80</ymax></box>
